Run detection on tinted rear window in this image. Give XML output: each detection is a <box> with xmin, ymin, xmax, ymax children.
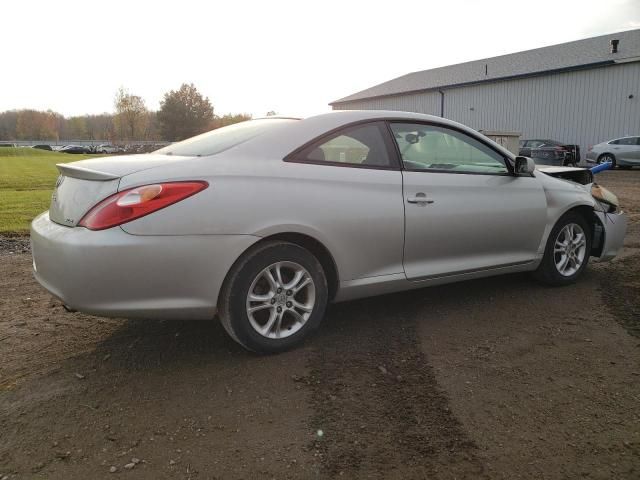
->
<box><xmin>155</xmin><ymin>119</ymin><xmax>297</xmax><ymax>157</ymax></box>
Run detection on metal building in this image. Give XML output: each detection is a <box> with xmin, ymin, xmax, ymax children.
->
<box><xmin>330</xmin><ymin>29</ymin><xmax>640</xmax><ymax>161</ymax></box>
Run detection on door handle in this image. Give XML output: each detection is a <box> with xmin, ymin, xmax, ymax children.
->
<box><xmin>407</xmin><ymin>193</ymin><xmax>434</xmax><ymax>205</ymax></box>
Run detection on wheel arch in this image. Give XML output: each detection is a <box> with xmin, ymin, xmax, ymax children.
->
<box><xmin>263</xmin><ymin>232</ymin><xmax>339</xmax><ymax>300</ymax></box>
<box><xmin>559</xmin><ymin>204</ymin><xmax>604</xmax><ymax>257</ymax></box>
<box><xmin>219</xmin><ymin>231</ymin><xmax>340</xmax><ymax>304</ymax></box>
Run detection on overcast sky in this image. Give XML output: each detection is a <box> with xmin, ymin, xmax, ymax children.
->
<box><xmin>2</xmin><ymin>0</ymin><xmax>639</xmax><ymax>118</ymax></box>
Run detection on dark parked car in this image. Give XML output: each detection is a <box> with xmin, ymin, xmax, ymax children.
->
<box><xmin>519</xmin><ymin>139</ymin><xmax>580</xmax><ymax>167</ymax></box>
<box><xmin>59</xmin><ymin>145</ymin><xmax>88</xmax><ymax>154</ymax></box>
<box><xmin>32</xmin><ymin>144</ymin><xmax>53</xmax><ymax>151</ymax></box>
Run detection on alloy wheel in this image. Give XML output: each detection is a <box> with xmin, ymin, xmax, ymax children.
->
<box><xmin>245</xmin><ymin>261</ymin><xmax>316</xmax><ymax>339</ymax></box>
<box><xmin>553</xmin><ymin>223</ymin><xmax>587</xmax><ymax>277</ymax></box>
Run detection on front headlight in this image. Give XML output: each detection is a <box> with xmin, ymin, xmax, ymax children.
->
<box><xmin>591</xmin><ymin>184</ymin><xmax>619</xmax><ymax>213</ymax></box>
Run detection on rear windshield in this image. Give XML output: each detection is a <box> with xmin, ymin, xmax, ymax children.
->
<box><xmin>155</xmin><ymin>118</ymin><xmax>297</xmax><ymax>157</ymax></box>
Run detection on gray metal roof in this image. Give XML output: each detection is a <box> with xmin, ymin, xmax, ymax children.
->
<box><xmin>330</xmin><ymin>29</ymin><xmax>640</xmax><ymax>105</ymax></box>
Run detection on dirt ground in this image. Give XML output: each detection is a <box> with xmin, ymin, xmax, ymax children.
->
<box><xmin>1</xmin><ymin>170</ymin><xmax>639</xmax><ymax>479</ymax></box>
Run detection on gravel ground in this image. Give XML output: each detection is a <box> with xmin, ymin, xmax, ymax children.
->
<box><xmin>0</xmin><ymin>170</ymin><xmax>639</xmax><ymax>479</ymax></box>
<box><xmin>0</xmin><ymin>236</ymin><xmax>30</xmax><ymax>256</ymax></box>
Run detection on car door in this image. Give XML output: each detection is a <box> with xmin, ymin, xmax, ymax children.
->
<box><xmin>609</xmin><ymin>137</ymin><xmax>636</xmax><ymax>162</ymax></box>
<box><xmin>283</xmin><ymin>121</ymin><xmax>405</xmax><ymax>281</ymax></box>
<box><xmin>632</xmin><ymin>137</ymin><xmax>640</xmax><ymax>161</ymax></box>
<box><xmin>619</xmin><ymin>137</ymin><xmax>640</xmax><ymax>162</ymax></box>
<box><xmin>389</xmin><ymin>122</ymin><xmax>548</xmax><ymax>280</ymax></box>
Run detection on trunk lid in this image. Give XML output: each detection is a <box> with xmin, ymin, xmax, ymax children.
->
<box><xmin>49</xmin><ymin>153</ymin><xmax>189</xmax><ymax>227</ymax></box>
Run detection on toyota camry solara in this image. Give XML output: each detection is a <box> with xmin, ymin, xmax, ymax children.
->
<box><xmin>31</xmin><ymin>111</ymin><xmax>627</xmax><ymax>353</ymax></box>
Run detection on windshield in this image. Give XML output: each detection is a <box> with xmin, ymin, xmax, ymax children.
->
<box><xmin>155</xmin><ymin>118</ymin><xmax>297</xmax><ymax>157</ymax></box>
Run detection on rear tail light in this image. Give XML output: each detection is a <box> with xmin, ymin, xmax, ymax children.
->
<box><xmin>78</xmin><ymin>181</ymin><xmax>208</xmax><ymax>230</ymax></box>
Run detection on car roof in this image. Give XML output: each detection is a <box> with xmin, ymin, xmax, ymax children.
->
<box><xmin>233</xmin><ymin>110</ymin><xmax>515</xmax><ymax>160</ymax></box>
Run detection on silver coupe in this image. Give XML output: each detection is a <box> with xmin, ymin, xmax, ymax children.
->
<box><xmin>31</xmin><ymin>111</ymin><xmax>627</xmax><ymax>352</ymax></box>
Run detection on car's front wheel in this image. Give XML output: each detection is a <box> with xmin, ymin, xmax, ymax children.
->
<box><xmin>534</xmin><ymin>212</ymin><xmax>591</xmax><ymax>286</ymax></box>
<box><xmin>218</xmin><ymin>241</ymin><xmax>328</xmax><ymax>353</ymax></box>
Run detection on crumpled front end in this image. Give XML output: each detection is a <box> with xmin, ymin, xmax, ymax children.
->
<box><xmin>593</xmin><ymin>211</ymin><xmax>627</xmax><ymax>261</ymax></box>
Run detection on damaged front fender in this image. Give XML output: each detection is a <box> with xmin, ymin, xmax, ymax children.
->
<box><xmin>593</xmin><ymin>210</ymin><xmax>627</xmax><ymax>261</ymax></box>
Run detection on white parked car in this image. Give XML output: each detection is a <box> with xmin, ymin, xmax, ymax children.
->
<box><xmin>31</xmin><ymin>111</ymin><xmax>627</xmax><ymax>353</ymax></box>
<box><xmin>586</xmin><ymin>136</ymin><xmax>640</xmax><ymax>169</ymax></box>
<box><xmin>97</xmin><ymin>144</ymin><xmax>123</xmax><ymax>154</ymax></box>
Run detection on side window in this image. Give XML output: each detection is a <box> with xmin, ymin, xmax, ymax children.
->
<box><xmin>390</xmin><ymin>123</ymin><xmax>509</xmax><ymax>174</ymax></box>
<box><xmin>298</xmin><ymin>122</ymin><xmax>392</xmax><ymax>168</ymax></box>
<box><xmin>615</xmin><ymin>137</ymin><xmax>636</xmax><ymax>145</ymax></box>
<box><xmin>528</xmin><ymin>140</ymin><xmax>545</xmax><ymax>148</ymax></box>
<box><xmin>609</xmin><ymin>139</ymin><xmax>621</xmax><ymax>145</ymax></box>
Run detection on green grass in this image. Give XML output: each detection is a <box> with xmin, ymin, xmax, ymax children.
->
<box><xmin>0</xmin><ymin>147</ymin><xmax>98</xmax><ymax>233</ymax></box>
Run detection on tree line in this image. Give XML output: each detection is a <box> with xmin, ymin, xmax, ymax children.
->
<box><xmin>0</xmin><ymin>83</ymin><xmax>257</xmax><ymax>143</ymax></box>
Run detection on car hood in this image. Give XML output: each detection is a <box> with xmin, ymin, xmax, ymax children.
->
<box><xmin>56</xmin><ymin>153</ymin><xmax>191</xmax><ymax>180</ymax></box>
<box><xmin>536</xmin><ymin>165</ymin><xmax>593</xmax><ymax>185</ymax></box>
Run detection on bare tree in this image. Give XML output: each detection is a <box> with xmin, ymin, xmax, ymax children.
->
<box><xmin>15</xmin><ymin>110</ymin><xmax>58</xmax><ymax>140</ymax></box>
<box><xmin>113</xmin><ymin>87</ymin><xmax>149</xmax><ymax>141</ymax></box>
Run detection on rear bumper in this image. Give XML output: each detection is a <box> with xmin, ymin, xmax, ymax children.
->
<box><xmin>595</xmin><ymin>211</ymin><xmax>627</xmax><ymax>261</ymax></box>
<box><xmin>31</xmin><ymin>212</ymin><xmax>259</xmax><ymax>320</ymax></box>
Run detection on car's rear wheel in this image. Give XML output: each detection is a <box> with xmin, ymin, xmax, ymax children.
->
<box><xmin>533</xmin><ymin>212</ymin><xmax>591</xmax><ymax>286</ymax></box>
<box><xmin>597</xmin><ymin>153</ymin><xmax>616</xmax><ymax>169</ymax></box>
<box><xmin>563</xmin><ymin>154</ymin><xmax>577</xmax><ymax>167</ymax></box>
<box><xmin>218</xmin><ymin>241</ymin><xmax>328</xmax><ymax>353</ymax></box>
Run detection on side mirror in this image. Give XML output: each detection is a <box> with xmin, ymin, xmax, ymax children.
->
<box><xmin>514</xmin><ymin>156</ymin><xmax>535</xmax><ymax>175</ymax></box>
<box><xmin>405</xmin><ymin>133</ymin><xmax>420</xmax><ymax>144</ymax></box>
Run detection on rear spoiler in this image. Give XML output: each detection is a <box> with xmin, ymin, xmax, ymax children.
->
<box><xmin>56</xmin><ymin>163</ymin><xmax>119</xmax><ymax>181</ymax></box>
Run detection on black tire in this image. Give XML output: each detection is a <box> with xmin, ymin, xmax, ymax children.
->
<box><xmin>218</xmin><ymin>241</ymin><xmax>328</xmax><ymax>353</ymax></box>
<box><xmin>597</xmin><ymin>153</ymin><xmax>616</xmax><ymax>169</ymax></box>
<box><xmin>533</xmin><ymin>212</ymin><xmax>592</xmax><ymax>286</ymax></box>
<box><xmin>563</xmin><ymin>154</ymin><xmax>576</xmax><ymax>167</ymax></box>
